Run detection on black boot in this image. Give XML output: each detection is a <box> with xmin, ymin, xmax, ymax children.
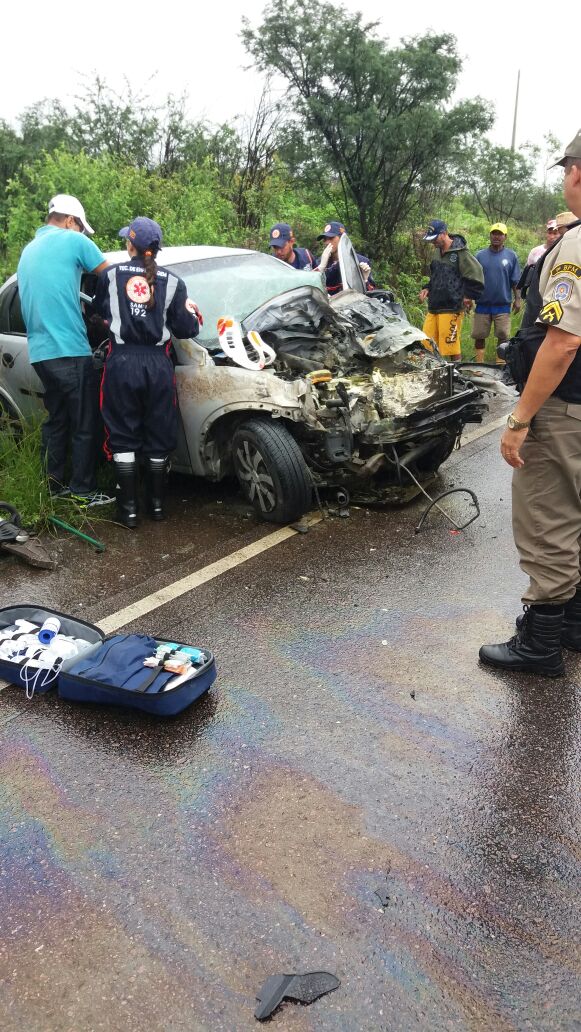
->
<box><xmin>516</xmin><ymin>589</ymin><xmax>581</xmax><ymax>652</ymax></box>
<box><xmin>480</xmin><ymin>605</ymin><xmax>565</xmax><ymax>677</ymax></box>
<box><xmin>114</xmin><ymin>459</ymin><xmax>138</xmax><ymax>529</ymax></box>
<box><xmin>145</xmin><ymin>457</ymin><xmax>167</xmax><ymax>521</ymax></box>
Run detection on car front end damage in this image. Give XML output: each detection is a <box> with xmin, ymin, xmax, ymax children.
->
<box><xmin>243</xmin><ymin>289</ymin><xmax>486</xmax><ymax>503</ymax></box>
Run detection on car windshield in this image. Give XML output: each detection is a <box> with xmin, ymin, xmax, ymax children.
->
<box><xmin>167</xmin><ymin>253</ymin><xmax>325</xmax><ymax>345</ymax></box>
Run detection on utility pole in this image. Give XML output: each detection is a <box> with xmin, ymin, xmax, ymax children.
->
<box><xmin>511</xmin><ymin>70</ymin><xmax>520</xmax><ymax>152</ymax></box>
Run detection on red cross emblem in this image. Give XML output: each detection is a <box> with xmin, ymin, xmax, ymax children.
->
<box><xmin>126</xmin><ymin>276</ymin><xmax>151</xmax><ymax>304</ymax></box>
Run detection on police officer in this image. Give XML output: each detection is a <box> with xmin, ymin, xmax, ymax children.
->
<box><xmin>94</xmin><ymin>217</ymin><xmax>201</xmax><ymax>529</ymax></box>
<box><xmin>269</xmin><ymin>223</ymin><xmax>317</xmax><ymax>269</ymax></box>
<box><xmin>315</xmin><ymin>221</ymin><xmax>374</xmax><ymax>294</ymax></box>
<box><xmin>479</xmin><ymin>130</ymin><xmax>581</xmax><ymax>677</ymax></box>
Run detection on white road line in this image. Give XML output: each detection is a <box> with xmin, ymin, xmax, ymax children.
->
<box><xmin>98</xmin><ymin>520</ymin><xmax>321</xmax><ymax>634</ymax></box>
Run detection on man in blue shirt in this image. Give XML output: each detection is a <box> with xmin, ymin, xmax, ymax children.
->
<box><xmin>471</xmin><ymin>223</ymin><xmax>521</xmax><ymax>363</ymax></box>
<box><xmin>269</xmin><ymin>223</ymin><xmax>317</xmax><ymax>270</ymax></box>
<box><xmin>17</xmin><ymin>194</ymin><xmax>111</xmax><ymax>504</ymax></box>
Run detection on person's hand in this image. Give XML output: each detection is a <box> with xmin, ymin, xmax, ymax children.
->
<box><xmin>500</xmin><ymin>426</ymin><xmax>529</xmax><ymax>468</ymax></box>
<box><xmin>359</xmin><ymin>261</ymin><xmax>371</xmax><ymax>282</ymax></box>
<box><xmin>187</xmin><ymin>300</ymin><xmax>204</xmax><ymax>325</ymax></box>
<box><xmin>463</xmin><ymin>297</ymin><xmax>473</xmax><ymax>312</ymax></box>
<box><xmin>317</xmin><ymin>243</ymin><xmax>334</xmax><ymax>272</ymax></box>
<box><xmin>512</xmin><ymin>298</ymin><xmax>522</xmax><ymax>313</ymax></box>
<box><xmin>418</xmin><ymin>288</ymin><xmax>429</xmax><ymax>303</ymax></box>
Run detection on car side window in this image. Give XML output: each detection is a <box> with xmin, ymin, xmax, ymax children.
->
<box><xmin>0</xmin><ymin>286</ymin><xmax>12</xmax><ymax>333</ymax></box>
<box><xmin>9</xmin><ymin>288</ymin><xmax>26</xmax><ymax>334</ymax></box>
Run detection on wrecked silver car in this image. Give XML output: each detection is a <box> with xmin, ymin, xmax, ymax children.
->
<box><xmin>0</xmin><ymin>237</ymin><xmax>486</xmax><ymax>523</ymax></box>
<box><xmin>172</xmin><ymin>237</ymin><xmax>486</xmax><ymax>521</ymax></box>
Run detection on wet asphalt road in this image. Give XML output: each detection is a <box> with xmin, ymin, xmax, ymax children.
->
<box><xmin>1</xmin><ymin>415</ymin><xmax>580</xmax><ymax>1031</ymax></box>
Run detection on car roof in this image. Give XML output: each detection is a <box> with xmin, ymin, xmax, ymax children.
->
<box><xmin>0</xmin><ymin>245</ymin><xmax>262</xmax><ymax>289</ymax></box>
<box><xmin>103</xmin><ymin>245</ymin><xmax>255</xmax><ymax>265</ymax></box>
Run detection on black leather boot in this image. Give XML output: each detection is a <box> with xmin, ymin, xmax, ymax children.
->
<box><xmin>480</xmin><ymin>605</ymin><xmax>565</xmax><ymax>677</ymax></box>
<box><xmin>516</xmin><ymin>589</ymin><xmax>581</xmax><ymax>652</ymax></box>
<box><xmin>145</xmin><ymin>457</ymin><xmax>167</xmax><ymax>521</ymax></box>
<box><xmin>114</xmin><ymin>460</ymin><xmax>138</xmax><ymax>529</ymax></box>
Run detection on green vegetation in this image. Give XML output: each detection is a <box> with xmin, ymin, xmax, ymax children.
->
<box><xmin>0</xmin><ymin>418</ymin><xmax>113</xmax><ymax>531</ymax></box>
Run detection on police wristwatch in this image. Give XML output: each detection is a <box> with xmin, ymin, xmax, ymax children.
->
<box><xmin>506</xmin><ymin>412</ymin><xmax>531</xmax><ymax>431</ymax></box>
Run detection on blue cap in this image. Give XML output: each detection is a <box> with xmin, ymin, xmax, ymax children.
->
<box><xmin>423</xmin><ymin>219</ymin><xmax>448</xmax><ymax>241</ymax></box>
<box><xmin>269</xmin><ymin>222</ymin><xmax>293</xmax><ymax>248</ymax></box>
<box><xmin>119</xmin><ymin>216</ymin><xmax>163</xmax><ymax>253</ymax></box>
<box><xmin>317</xmin><ymin>221</ymin><xmax>346</xmax><ymax>240</ymax></box>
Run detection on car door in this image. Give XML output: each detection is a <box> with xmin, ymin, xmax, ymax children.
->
<box><xmin>0</xmin><ymin>278</ymin><xmax>44</xmax><ymax>421</ymax></box>
<box><xmin>338</xmin><ymin>234</ymin><xmax>366</xmax><ymax>294</ymax></box>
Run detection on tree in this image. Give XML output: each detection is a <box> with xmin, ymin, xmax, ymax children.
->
<box><xmin>459</xmin><ymin>141</ymin><xmax>536</xmax><ymax>222</ymax></box>
<box><xmin>242</xmin><ymin>0</ymin><xmax>492</xmax><ymax>257</ymax></box>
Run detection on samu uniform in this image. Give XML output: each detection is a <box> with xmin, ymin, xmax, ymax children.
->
<box><xmin>512</xmin><ymin>221</ymin><xmax>581</xmax><ymax>604</ymax></box>
<box><xmin>422</xmin><ymin>234</ymin><xmax>484</xmax><ymax>357</ymax></box>
<box><xmin>95</xmin><ymin>261</ymin><xmax>199</xmax><ymax>457</ymax></box>
<box><xmin>287</xmin><ymin>247</ymin><xmax>318</xmax><ymax>271</ymax></box>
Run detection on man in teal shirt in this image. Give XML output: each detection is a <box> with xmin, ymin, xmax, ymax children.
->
<box><xmin>17</xmin><ymin>194</ymin><xmax>111</xmax><ymax>504</ymax></box>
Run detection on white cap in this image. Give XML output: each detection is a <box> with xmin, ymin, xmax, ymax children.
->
<box><xmin>48</xmin><ymin>194</ymin><xmax>94</xmax><ymax>235</ymax></box>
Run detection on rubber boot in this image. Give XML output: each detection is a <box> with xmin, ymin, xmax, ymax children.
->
<box><xmin>114</xmin><ymin>460</ymin><xmax>138</xmax><ymax>529</ymax></box>
<box><xmin>145</xmin><ymin>457</ymin><xmax>167</xmax><ymax>521</ymax></box>
<box><xmin>479</xmin><ymin>605</ymin><xmax>565</xmax><ymax>677</ymax></box>
<box><xmin>516</xmin><ymin>589</ymin><xmax>581</xmax><ymax>652</ymax></box>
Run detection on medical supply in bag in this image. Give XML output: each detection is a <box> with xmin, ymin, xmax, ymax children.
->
<box><xmin>38</xmin><ymin>617</ymin><xmax>61</xmax><ymax>645</ymax></box>
<box><xmin>58</xmin><ymin>633</ymin><xmax>216</xmax><ymax>716</ymax></box>
<box><xmin>0</xmin><ymin>605</ymin><xmax>105</xmax><ymax>697</ymax></box>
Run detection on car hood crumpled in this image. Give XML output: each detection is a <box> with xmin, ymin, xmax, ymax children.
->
<box><xmin>244</xmin><ymin>285</ymin><xmax>450</xmax><ymax>422</ymax></box>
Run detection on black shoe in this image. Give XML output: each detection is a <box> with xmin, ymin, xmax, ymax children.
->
<box><xmin>114</xmin><ymin>460</ymin><xmax>138</xmax><ymax>529</ymax></box>
<box><xmin>516</xmin><ymin>590</ymin><xmax>581</xmax><ymax>653</ymax></box>
<box><xmin>480</xmin><ymin>606</ymin><xmax>565</xmax><ymax>678</ymax></box>
<box><xmin>145</xmin><ymin>456</ymin><xmax>167</xmax><ymax>521</ymax></box>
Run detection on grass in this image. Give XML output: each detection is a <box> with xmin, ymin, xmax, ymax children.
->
<box><xmin>0</xmin><ymin>416</ymin><xmax>114</xmax><ymax>532</ymax></box>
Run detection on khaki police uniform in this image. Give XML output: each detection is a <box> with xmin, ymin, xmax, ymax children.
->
<box><xmin>512</xmin><ymin>224</ymin><xmax>581</xmax><ymax>603</ymax></box>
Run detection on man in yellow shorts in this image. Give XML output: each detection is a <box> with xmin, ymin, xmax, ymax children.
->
<box><xmin>419</xmin><ymin>219</ymin><xmax>484</xmax><ymax>362</ymax></box>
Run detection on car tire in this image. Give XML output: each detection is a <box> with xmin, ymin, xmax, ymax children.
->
<box><xmin>232</xmin><ymin>419</ymin><xmax>312</xmax><ymax>524</ymax></box>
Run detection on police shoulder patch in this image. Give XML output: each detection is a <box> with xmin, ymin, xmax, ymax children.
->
<box><xmin>552</xmin><ymin>278</ymin><xmax>574</xmax><ymax>304</ymax></box>
<box><xmin>550</xmin><ymin>262</ymin><xmax>581</xmax><ymax>279</ymax></box>
<box><xmin>539</xmin><ymin>300</ymin><xmax>564</xmax><ymax>324</ymax></box>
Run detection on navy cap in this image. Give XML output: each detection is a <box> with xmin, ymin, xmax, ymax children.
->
<box><xmin>423</xmin><ymin>219</ymin><xmax>448</xmax><ymax>241</ymax></box>
<box><xmin>317</xmin><ymin>221</ymin><xmax>346</xmax><ymax>240</ymax></box>
<box><xmin>119</xmin><ymin>216</ymin><xmax>163</xmax><ymax>253</ymax></box>
<box><xmin>269</xmin><ymin>222</ymin><xmax>293</xmax><ymax>247</ymax></box>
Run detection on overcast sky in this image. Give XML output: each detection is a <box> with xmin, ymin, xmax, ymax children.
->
<box><xmin>1</xmin><ymin>0</ymin><xmax>578</xmax><ymax>183</ymax></box>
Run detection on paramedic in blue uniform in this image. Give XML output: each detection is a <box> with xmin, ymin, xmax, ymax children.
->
<box><xmin>269</xmin><ymin>223</ymin><xmax>317</xmax><ymax>269</ymax></box>
<box><xmin>94</xmin><ymin>217</ymin><xmax>201</xmax><ymax>529</ymax></box>
<box><xmin>316</xmin><ymin>221</ymin><xmax>375</xmax><ymax>294</ymax></box>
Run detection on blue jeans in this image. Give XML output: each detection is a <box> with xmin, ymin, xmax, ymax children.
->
<box><xmin>33</xmin><ymin>356</ymin><xmax>101</xmax><ymax>495</ymax></box>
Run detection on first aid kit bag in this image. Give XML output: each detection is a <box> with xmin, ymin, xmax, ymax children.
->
<box><xmin>0</xmin><ymin>605</ymin><xmax>105</xmax><ymax>697</ymax></box>
<box><xmin>57</xmin><ymin>633</ymin><xmax>217</xmax><ymax>716</ymax></box>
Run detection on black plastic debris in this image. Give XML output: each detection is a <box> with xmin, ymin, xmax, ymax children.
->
<box><xmin>254</xmin><ymin>971</ymin><xmax>340</xmax><ymax>1021</ymax></box>
<box><xmin>374</xmin><ymin>886</ymin><xmax>391</xmax><ymax>907</ymax></box>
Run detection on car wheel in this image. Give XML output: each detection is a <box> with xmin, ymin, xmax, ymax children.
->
<box><xmin>232</xmin><ymin>419</ymin><xmax>312</xmax><ymax>524</ymax></box>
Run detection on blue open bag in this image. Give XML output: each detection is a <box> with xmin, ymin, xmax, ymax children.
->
<box><xmin>57</xmin><ymin>633</ymin><xmax>217</xmax><ymax>716</ymax></box>
<box><xmin>0</xmin><ymin>605</ymin><xmax>216</xmax><ymax>715</ymax></box>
